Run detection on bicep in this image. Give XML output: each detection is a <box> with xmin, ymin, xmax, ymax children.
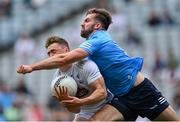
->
<box><xmin>64</xmin><ymin>48</ymin><xmax>89</xmax><ymax>64</ymax></box>
<box><xmin>89</xmin><ymin>77</ymin><xmax>106</xmax><ymax>91</ymax></box>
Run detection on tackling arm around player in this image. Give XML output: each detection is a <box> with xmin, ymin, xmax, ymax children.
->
<box><xmin>17</xmin><ymin>8</ymin><xmax>180</xmax><ymax>121</ymax></box>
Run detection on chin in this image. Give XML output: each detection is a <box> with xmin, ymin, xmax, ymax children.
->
<box><xmin>81</xmin><ymin>33</ymin><xmax>86</xmax><ymax>38</ymax></box>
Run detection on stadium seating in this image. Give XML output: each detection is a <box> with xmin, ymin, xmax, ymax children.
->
<box><xmin>0</xmin><ymin>0</ymin><xmax>179</xmax><ymax>120</ymax></box>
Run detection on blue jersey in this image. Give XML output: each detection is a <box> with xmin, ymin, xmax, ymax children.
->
<box><xmin>79</xmin><ymin>30</ymin><xmax>143</xmax><ymax>96</ymax></box>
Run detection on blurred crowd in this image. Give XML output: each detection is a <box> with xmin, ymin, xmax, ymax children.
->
<box><xmin>0</xmin><ymin>0</ymin><xmax>180</xmax><ymax>121</ymax></box>
<box><xmin>0</xmin><ymin>0</ymin><xmax>11</xmax><ymax>19</ymax></box>
<box><xmin>0</xmin><ymin>0</ymin><xmax>48</xmax><ymax>19</ymax></box>
<box><xmin>0</xmin><ymin>77</ymin><xmax>75</xmax><ymax>121</ymax></box>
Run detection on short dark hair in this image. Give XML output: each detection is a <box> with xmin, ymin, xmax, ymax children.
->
<box><xmin>86</xmin><ymin>8</ymin><xmax>112</xmax><ymax>30</ymax></box>
<box><xmin>45</xmin><ymin>36</ymin><xmax>69</xmax><ymax>49</ymax></box>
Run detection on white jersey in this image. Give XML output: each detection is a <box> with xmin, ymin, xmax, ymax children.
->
<box><xmin>52</xmin><ymin>59</ymin><xmax>113</xmax><ymax>119</ymax></box>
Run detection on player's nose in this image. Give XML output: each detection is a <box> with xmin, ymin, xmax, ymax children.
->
<box><xmin>49</xmin><ymin>53</ymin><xmax>54</xmax><ymax>57</ymax></box>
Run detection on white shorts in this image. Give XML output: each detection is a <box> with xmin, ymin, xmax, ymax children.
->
<box><xmin>74</xmin><ymin>112</ymin><xmax>95</xmax><ymax>121</ymax></box>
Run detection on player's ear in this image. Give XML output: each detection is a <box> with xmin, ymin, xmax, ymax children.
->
<box><xmin>64</xmin><ymin>47</ymin><xmax>70</xmax><ymax>52</ymax></box>
<box><xmin>94</xmin><ymin>23</ymin><xmax>102</xmax><ymax>30</ymax></box>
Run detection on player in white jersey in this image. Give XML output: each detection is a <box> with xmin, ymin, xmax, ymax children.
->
<box><xmin>17</xmin><ymin>36</ymin><xmax>112</xmax><ymax>121</ymax></box>
<box><xmin>53</xmin><ymin>59</ymin><xmax>112</xmax><ymax>121</ymax></box>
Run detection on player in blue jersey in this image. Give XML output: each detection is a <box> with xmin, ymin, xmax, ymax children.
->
<box><xmin>17</xmin><ymin>8</ymin><xmax>179</xmax><ymax>121</ymax></box>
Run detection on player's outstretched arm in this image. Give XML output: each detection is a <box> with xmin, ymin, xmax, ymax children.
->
<box><xmin>17</xmin><ymin>48</ymin><xmax>89</xmax><ymax>74</ymax></box>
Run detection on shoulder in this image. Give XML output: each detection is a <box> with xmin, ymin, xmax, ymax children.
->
<box><xmin>78</xmin><ymin>59</ymin><xmax>96</xmax><ymax>66</ymax></box>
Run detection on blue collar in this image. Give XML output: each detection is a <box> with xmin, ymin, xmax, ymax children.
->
<box><xmin>88</xmin><ymin>29</ymin><xmax>106</xmax><ymax>40</ymax></box>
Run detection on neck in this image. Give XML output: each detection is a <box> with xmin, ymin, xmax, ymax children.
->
<box><xmin>60</xmin><ymin>64</ymin><xmax>72</xmax><ymax>72</ymax></box>
<box><xmin>87</xmin><ymin>30</ymin><xmax>97</xmax><ymax>39</ymax></box>
<box><xmin>87</xmin><ymin>29</ymin><xmax>105</xmax><ymax>39</ymax></box>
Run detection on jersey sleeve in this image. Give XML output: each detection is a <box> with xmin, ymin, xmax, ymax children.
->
<box><xmin>82</xmin><ymin>60</ymin><xmax>102</xmax><ymax>85</ymax></box>
<box><xmin>79</xmin><ymin>38</ymin><xmax>101</xmax><ymax>55</ymax></box>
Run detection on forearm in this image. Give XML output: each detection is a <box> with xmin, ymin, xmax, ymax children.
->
<box><xmin>30</xmin><ymin>55</ymin><xmax>66</xmax><ymax>71</ymax></box>
<box><xmin>80</xmin><ymin>88</ymin><xmax>107</xmax><ymax>106</ymax></box>
<box><xmin>79</xmin><ymin>77</ymin><xmax>107</xmax><ymax>106</ymax></box>
<box><xmin>31</xmin><ymin>48</ymin><xmax>88</xmax><ymax>71</ymax></box>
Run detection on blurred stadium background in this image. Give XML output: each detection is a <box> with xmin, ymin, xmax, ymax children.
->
<box><xmin>0</xmin><ymin>0</ymin><xmax>180</xmax><ymax>121</ymax></box>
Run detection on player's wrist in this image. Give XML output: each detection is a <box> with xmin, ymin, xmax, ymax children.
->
<box><xmin>30</xmin><ymin>64</ymin><xmax>36</xmax><ymax>71</ymax></box>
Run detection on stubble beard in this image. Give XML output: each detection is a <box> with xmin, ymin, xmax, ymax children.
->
<box><xmin>80</xmin><ymin>25</ymin><xmax>94</xmax><ymax>39</ymax></box>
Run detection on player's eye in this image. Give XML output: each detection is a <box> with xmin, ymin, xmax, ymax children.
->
<box><xmin>85</xmin><ymin>19</ymin><xmax>89</xmax><ymax>22</ymax></box>
<box><xmin>52</xmin><ymin>50</ymin><xmax>57</xmax><ymax>54</ymax></box>
<box><xmin>47</xmin><ymin>50</ymin><xmax>57</xmax><ymax>57</ymax></box>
